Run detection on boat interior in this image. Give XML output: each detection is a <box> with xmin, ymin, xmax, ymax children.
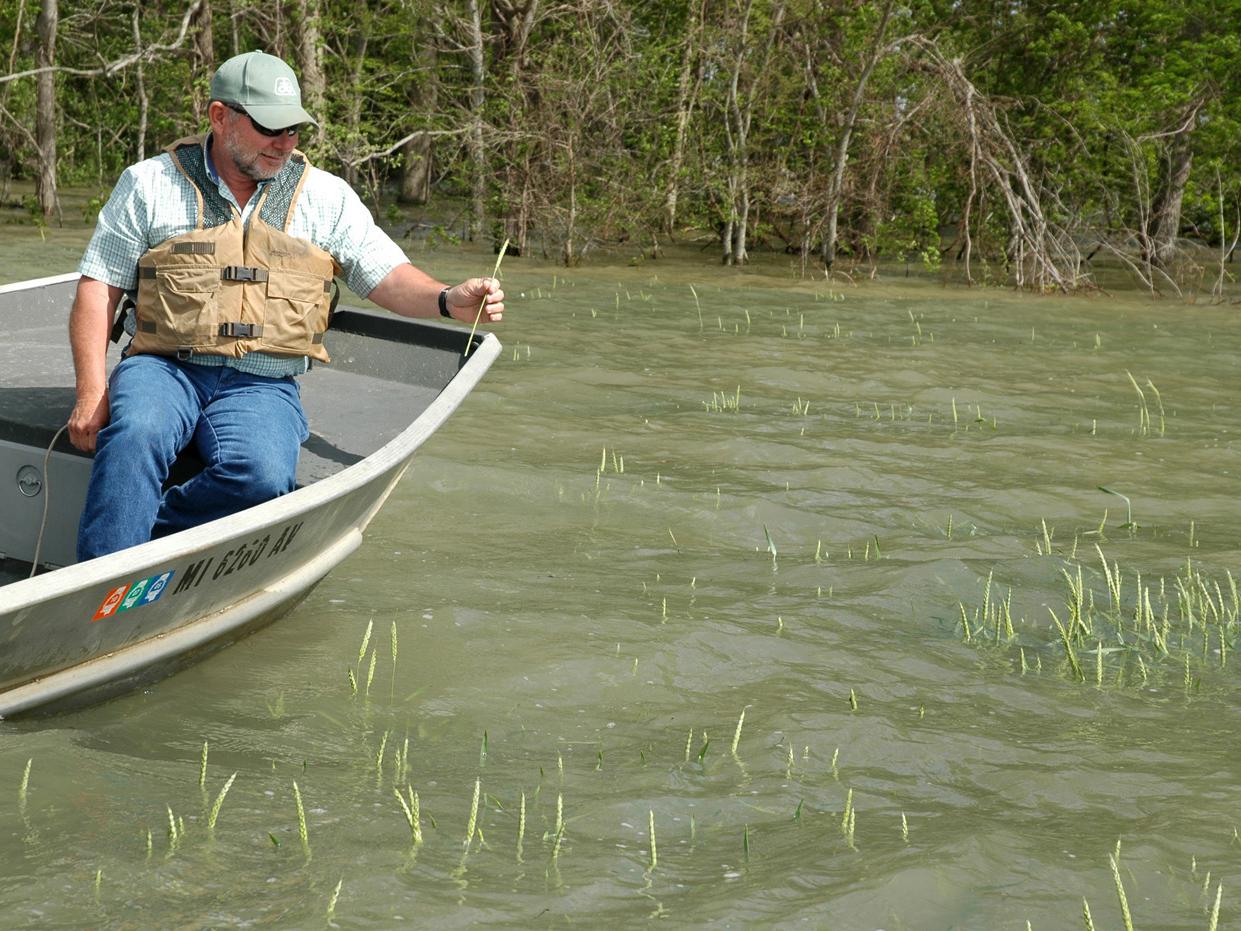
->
<box><xmin>2</xmin><ymin>277</ymin><xmax>467</xmax><ymax>584</ymax></box>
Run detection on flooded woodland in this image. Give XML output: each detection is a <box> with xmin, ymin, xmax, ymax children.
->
<box><xmin>3</xmin><ymin>214</ymin><xmax>1241</xmax><ymax>928</ymax></box>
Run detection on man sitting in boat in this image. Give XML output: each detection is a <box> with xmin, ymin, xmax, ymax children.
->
<box><xmin>67</xmin><ymin>50</ymin><xmax>504</xmax><ymax>561</ymax></box>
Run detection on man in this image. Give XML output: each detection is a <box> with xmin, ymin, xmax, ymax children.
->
<box><xmin>68</xmin><ymin>50</ymin><xmax>504</xmax><ymax>561</ymax></box>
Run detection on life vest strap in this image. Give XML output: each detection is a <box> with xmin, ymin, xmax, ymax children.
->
<box><xmin>110</xmin><ymin>296</ymin><xmax>137</xmax><ymax>343</ymax></box>
<box><xmin>138</xmin><ymin>266</ymin><xmax>331</xmax><ymax>288</ymax></box>
<box><xmin>172</xmin><ymin>242</ymin><xmax>216</xmax><ymax>255</ymax></box>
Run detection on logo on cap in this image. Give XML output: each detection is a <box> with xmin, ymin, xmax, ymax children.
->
<box><xmin>273</xmin><ymin>77</ymin><xmax>296</xmax><ymax>97</ymax></box>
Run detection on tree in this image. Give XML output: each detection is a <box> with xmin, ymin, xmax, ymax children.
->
<box><xmin>662</xmin><ymin>0</ymin><xmax>705</xmax><ymax>236</ymax></box>
<box><xmin>464</xmin><ymin>0</ymin><xmax>487</xmax><ymax>239</ymax></box>
<box><xmin>397</xmin><ymin>38</ymin><xmax>438</xmax><ymax>206</ymax></box>
<box><xmin>813</xmin><ymin>0</ymin><xmax>895</xmax><ymax>271</ymax></box>
<box><xmin>0</xmin><ymin>0</ymin><xmax>1236</xmax><ymax>292</ymax></box>
<box><xmin>35</xmin><ymin>0</ymin><xmax>59</xmax><ymax>222</ymax></box>
<box><xmin>289</xmin><ymin>0</ymin><xmax>326</xmax><ymax>148</ymax></box>
<box><xmin>714</xmin><ymin>0</ymin><xmax>785</xmax><ymax>265</ymax></box>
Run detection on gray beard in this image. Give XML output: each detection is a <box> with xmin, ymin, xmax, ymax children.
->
<box><xmin>224</xmin><ymin>134</ymin><xmax>287</xmax><ymax>182</ymax></box>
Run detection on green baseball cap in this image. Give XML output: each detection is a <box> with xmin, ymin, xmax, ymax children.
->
<box><xmin>210</xmin><ymin>51</ymin><xmax>318</xmax><ymax>129</ymax></box>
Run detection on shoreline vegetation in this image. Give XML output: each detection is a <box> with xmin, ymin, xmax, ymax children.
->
<box><xmin>1</xmin><ymin>1</ymin><xmax>1237</xmax><ymax>298</ymax></box>
<box><xmin>2</xmin><ymin>181</ymin><xmax>1233</xmax><ymax>305</ymax></box>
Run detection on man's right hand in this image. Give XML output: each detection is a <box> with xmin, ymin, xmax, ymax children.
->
<box><xmin>69</xmin><ymin>387</ymin><xmax>109</xmax><ymax>452</ymax></box>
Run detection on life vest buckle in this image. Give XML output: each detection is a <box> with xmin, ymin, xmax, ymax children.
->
<box><xmin>218</xmin><ymin>323</ymin><xmax>264</xmax><ymax>338</ymax></box>
<box><xmin>221</xmin><ymin>265</ymin><xmax>269</xmax><ymax>283</ymax></box>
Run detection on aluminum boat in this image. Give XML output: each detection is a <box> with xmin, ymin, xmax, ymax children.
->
<box><xmin>0</xmin><ymin>272</ymin><xmax>500</xmax><ymax>717</ymax></box>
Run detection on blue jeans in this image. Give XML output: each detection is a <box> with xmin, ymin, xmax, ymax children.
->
<box><xmin>77</xmin><ymin>354</ymin><xmax>309</xmax><ymax>561</ymax></box>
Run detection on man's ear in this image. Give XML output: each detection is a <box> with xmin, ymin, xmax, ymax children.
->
<box><xmin>206</xmin><ymin>100</ymin><xmax>230</xmax><ymax>133</ymax></box>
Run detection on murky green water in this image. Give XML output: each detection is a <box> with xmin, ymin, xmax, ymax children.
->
<box><xmin>4</xmin><ymin>218</ymin><xmax>1241</xmax><ymax>928</ymax></box>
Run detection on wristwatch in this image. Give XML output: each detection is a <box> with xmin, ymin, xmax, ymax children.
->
<box><xmin>438</xmin><ymin>288</ymin><xmax>451</xmax><ymax>318</ymax></box>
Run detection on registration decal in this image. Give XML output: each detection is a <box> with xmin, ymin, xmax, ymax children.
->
<box><xmin>89</xmin><ymin>519</ymin><xmax>305</xmax><ymax>620</ymax></box>
<box><xmin>117</xmin><ymin>571</ymin><xmax>175</xmax><ymax>613</ymax></box>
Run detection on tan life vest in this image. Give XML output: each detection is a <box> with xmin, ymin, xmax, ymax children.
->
<box><xmin>131</xmin><ymin>135</ymin><xmax>340</xmax><ymax>364</ymax></box>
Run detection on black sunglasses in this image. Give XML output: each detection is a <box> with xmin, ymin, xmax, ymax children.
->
<box><xmin>223</xmin><ymin>103</ymin><xmax>301</xmax><ymax>138</ymax></box>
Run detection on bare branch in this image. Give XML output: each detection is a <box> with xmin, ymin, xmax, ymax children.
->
<box><xmin>342</xmin><ymin>127</ymin><xmax>470</xmax><ymax>167</ymax></box>
<box><xmin>907</xmin><ymin>35</ymin><xmax>1086</xmax><ymax>292</ymax></box>
<box><xmin>0</xmin><ymin>99</ymin><xmax>40</xmax><ymax>151</ymax></box>
<box><xmin>0</xmin><ymin>0</ymin><xmax>204</xmax><ymax>85</ymax></box>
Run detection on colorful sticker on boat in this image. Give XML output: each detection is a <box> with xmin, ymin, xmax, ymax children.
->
<box><xmin>92</xmin><ymin>584</ymin><xmax>130</xmax><ymax>621</ymax></box>
<box><xmin>115</xmin><ymin>571</ymin><xmax>174</xmax><ymax>613</ymax></box>
<box><xmin>116</xmin><ymin>577</ymin><xmax>151</xmax><ymax>612</ymax></box>
<box><xmin>142</xmin><ymin>571</ymin><xmax>174</xmax><ymax>605</ymax></box>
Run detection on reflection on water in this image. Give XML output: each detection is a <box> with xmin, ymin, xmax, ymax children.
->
<box><xmin>3</xmin><ymin>228</ymin><xmax>1241</xmax><ymax>927</ymax></box>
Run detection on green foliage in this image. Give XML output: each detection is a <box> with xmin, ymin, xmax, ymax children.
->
<box><xmin>80</xmin><ymin>188</ymin><xmax>111</xmax><ymax>226</ymax></box>
<box><xmin>4</xmin><ymin>0</ymin><xmax>1238</xmax><ymax>281</ymax></box>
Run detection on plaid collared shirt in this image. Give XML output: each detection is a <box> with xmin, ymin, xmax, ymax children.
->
<box><xmin>79</xmin><ymin>136</ymin><xmax>409</xmax><ymax>377</ymax></box>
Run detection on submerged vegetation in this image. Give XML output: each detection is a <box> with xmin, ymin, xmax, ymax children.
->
<box><xmin>963</xmin><ymin>543</ymin><xmax>1239</xmax><ymax>690</ymax></box>
<box><xmin>10</xmin><ymin>601</ymin><xmax>1231</xmax><ymax>927</ymax></box>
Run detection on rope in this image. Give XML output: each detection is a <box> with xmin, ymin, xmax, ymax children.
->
<box><xmin>29</xmin><ymin>423</ymin><xmax>69</xmax><ymax>579</ymax></box>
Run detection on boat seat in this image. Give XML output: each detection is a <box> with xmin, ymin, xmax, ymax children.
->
<box><xmin>0</xmin><ymin>371</ymin><xmax>441</xmax><ymax>491</ymax></box>
<box><xmin>0</xmin><ymin>387</ymin><xmax>85</xmax><ymax>456</ymax></box>
<box><xmin>0</xmin><ymin>390</ymin><xmax>212</xmax><ymax>491</ymax></box>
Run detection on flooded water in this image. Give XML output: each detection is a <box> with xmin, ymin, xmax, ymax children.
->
<box><xmin>3</xmin><ymin>217</ymin><xmax>1241</xmax><ymax>928</ymax></box>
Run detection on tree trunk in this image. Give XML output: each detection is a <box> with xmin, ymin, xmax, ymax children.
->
<box><xmin>515</xmin><ymin>155</ymin><xmax>531</xmax><ymax>256</ymax></box>
<box><xmin>132</xmin><ymin>4</ymin><xmax>148</xmax><ymax>161</ymax></box>
<box><xmin>1149</xmin><ymin>109</ymin><xmax>1198</xmax><ymax>268</ymax></box>
<box><xmin>342</xmin><ymin>26</ymin><xmax>369</xmax><ymax>187</ymax></box>
<box><xmin>562</xmin><ymin>136</ymin><xmax>577</xmax><ymax>266</ymax></box>
<box><xmin>290</xmin><ymin>0</ymin><xmax>325</xmax><ymax>147</ymax></box>
<box><xmin>722</xmin><ymin>0</ymin><xmax>753</xmax><ymax>265</ymax></box>
<box><xmin>722</xmin><ymin>0</ymin><xmax>784</xmax><ymax>266</ymax></box>
<box><xmin>491</xmin><ymin>0</ymin><xmax>538</xmax><ymax>74</ymax></box>
<box><xmin>663</xmin><ymin>0</ymin><xmax>704</xmax><ymax>236</ymax></box>
<box><xmin>399</xmin><ymin>136</ymin><xmax>433</xmax><ymax>206</ymax></box>
<box><xmin>399</xmin><ymin>42</ymin><xmax>438</xmax><ymax>205</ymax></box>
<box><xmin>820</xmin><ymin>0</ymin><xmax>893</xmax><ymax>271</ymax></box>
<box><xmin>491</xmin><ymin>0</ymin><xmax>538</xmax><ymax>251</ymax></box>
<box><xmin>734</xmin><ymin>181</ymin><xmax>750</xmax><ymax>265</ymax></box>
<box><xmin>190</xmin><ymin>0</ymin><xmax>215</xmax><ymax>127</ymax></box>
<box><xmin>34</xmin><ymin>0</ymin><xmax>59</xmax><ymax>223</ymax></box>
<box><xmin>465</xmin><ymin>0</ymin><xmax>488</xmax><ymax>241</ymax></box>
